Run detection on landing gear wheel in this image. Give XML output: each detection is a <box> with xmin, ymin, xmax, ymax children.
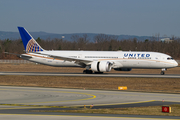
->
<box><xmin>161</xmin><ymin>71</ymin><xmax>165</xmax><ymax>75</ymax></box>
<box><xmin>83</xmin><ymin>70</ymin><xmax>86</xmax><ymax>74</ymax></box>
<box><xmin>94</xmin><ymin>72</ymin><xmax>103</xmax><ymax>74</ymax></box>
<box><xmin>88</xmin><ymin>70</ymin><xmax>93</xmax><ymax>74</ymax></box>
<box><xmin>83</xmin><ymin>70</ymin><xmax>93</xmax><ymax>74</ymax></box>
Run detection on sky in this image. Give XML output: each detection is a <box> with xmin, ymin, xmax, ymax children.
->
<box><xmin>0</xmin><ymin>0</ymin><xmax>180</xmax><ymax>37</ymax></box>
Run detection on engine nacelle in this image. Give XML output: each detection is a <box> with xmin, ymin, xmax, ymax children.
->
<box><xmin>114</xmin><ymin>68</ymin><xmax>132</xmax><ymax>71</ymax></box>
<box><xmin>91</xmin><ymin>61</ymin><xmax>112</xmax><ymax>72</ymax></box>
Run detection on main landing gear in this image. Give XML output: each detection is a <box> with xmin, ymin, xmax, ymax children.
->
<box><xmin>94</xmin><ymin>72</ymin><xmax>103</xmax><ymax>74</ymax></box>
<box><xmin>83</xmin><ymin>70</ymin><xmax>93</xmax><ymax>74</ymax></box>
<box><xmin>82</xmin><ymin>66</ymin><xmax>104</xmax><ymax>74</ymax></box>
<box><xmin>83</xmin><ymin>70</ymin><xmax>104</xmax><ymax>74</ymax></box>
<box><xmin>161</xmin><ymin>68</ymin><xmax>166</xmax><ymax>75</ymax></box>
<box><xmin>83</xmin><ymin>66</ymin><xmax>93</xmax><ymax>74</ymax></box>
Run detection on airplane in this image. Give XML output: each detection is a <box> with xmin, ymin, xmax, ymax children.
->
<box><xmin>9</xmin><ymin>27</ymin><xmax>178</xmax><ymax>75</ymax></box>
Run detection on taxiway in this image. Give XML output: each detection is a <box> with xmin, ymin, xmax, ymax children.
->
<box><xmin>0</xmin><ymin>72</ymin><xmax>180</xmax><ymax>78</ymax></box>
<box><xmin>0</xmin><ymin>86</ymin><xmax>180</xmax><ymax>119</ymax></box>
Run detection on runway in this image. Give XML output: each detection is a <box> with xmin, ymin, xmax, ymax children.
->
<box><xmin>0</xmin><ymin>86</ymin><xmax>180</xmax><ymax>119</ymax></box>
<box><xmin>0</xmin><ymin>72</ymin><xmax>180</xmax><ymax>78</ymax></box>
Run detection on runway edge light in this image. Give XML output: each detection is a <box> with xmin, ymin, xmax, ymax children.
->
<box><xmin>162</xmin><ymin>106</ymin><xmax>171</xmax><ymax>113</ymax></box>
<box><xmin>118</xmin><ymin>86</ymin><xmax>127</xmax><ymax>90</ymax></box>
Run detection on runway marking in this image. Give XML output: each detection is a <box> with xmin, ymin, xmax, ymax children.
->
<box><xmin>1</xmin><ymin>100</ymin><xmax>179</xmax><ymax>109</ymax></box>
<box><xmin>156</xmin><ymin>100</ymin><xmax>180</xmax><ymax>103</ymax></box>
<box><xmin>73</xmin><ymin>100</ymin><xmax>156</xmax><ymax>107</ymax></box>
<box><xmin>94</xmin><ymin>93</ymin><xmax>180</xmax><ymax>99</ymax></box>
<box><xmin>1</xmin><ymin>88</ymin><xmax>180</xmax><ymax>106</ymax></box>
<box><xmin>23</xmin><ymin>92</ymin><xmax>96</xmax><ymax>104</ymax></box>
<box><xmin>0</xmin><ymin>88</ymin><xmax>96</xmax><ymax>104</ymax></box>
<box><xmin>86</xmin><ymin>100</ymin><xmax>180</xmax><ymax>106</ymax></box>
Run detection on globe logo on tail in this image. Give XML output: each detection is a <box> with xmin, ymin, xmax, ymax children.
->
<box><xmin>26</xmin><ymin>39</ymin><xmax>43</xmax><ymax>53</ymax></box>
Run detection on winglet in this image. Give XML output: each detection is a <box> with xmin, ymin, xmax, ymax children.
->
<box><xmin>18</xmin><ymin>27</ymin><xmax>44</xmax><ymax>53</ymax></box>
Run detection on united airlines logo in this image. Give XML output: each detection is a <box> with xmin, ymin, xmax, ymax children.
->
<box><xmin>26</xmin><ymin>39</ymin><xmax>43</xmax><ymax>53</ymax></box>
<box><xmin>124</xmin><ymin>53</ymin><xmax>151</xmax><ymax>59</ymax></box>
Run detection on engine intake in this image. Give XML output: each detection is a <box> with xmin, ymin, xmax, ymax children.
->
<box><xmin>91</xmin><ymin>61</ymin><xmax>112</xmax><ymax>72</ymax></box>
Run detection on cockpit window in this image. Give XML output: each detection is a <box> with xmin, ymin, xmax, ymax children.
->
<box><xmin>167</xmin><ymin>57</ymin><xmax>174</xmax><ymax>60</ymax></box>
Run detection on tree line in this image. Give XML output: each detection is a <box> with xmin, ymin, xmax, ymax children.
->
<box><xmin>0</xmin><ymin>34</ymin><xmax>180</xmax><ymax>59</ymax></box>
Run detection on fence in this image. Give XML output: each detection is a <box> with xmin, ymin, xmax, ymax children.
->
<box><xmin>0</xmin><ymin>60</ymin><xmax>34</xmax><ymax>64</ymax></box>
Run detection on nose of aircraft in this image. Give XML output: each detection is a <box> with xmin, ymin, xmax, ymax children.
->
<box><xmin>174</xmin><ymin>60</ymin><xmax>178</xmax><ymax>67</ymax></box>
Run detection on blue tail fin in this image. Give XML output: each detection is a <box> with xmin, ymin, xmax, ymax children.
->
<box><xmin>18</xmin><ymin>27</ymin><xmax>44</xmax><ymax>53</ymax></box>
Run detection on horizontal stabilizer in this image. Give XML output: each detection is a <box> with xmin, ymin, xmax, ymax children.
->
<box><xmin>4</xmin><ymin>52</ymin><xmax>21</xmax><ymax>57</ymax></box>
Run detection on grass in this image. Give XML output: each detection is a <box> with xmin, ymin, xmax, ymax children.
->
<box><xmin>0</xmin><ymin>63</ymin><xmax>180</xmax><ymax>74</ymax></box>
<box><xmin>0</xmin><ymin>64</ymin><xmax>180</xmax><ymax>93</ymax></box>
<box><xmin>31</xmin><ymin>104</ymin><xmax>180</xmax><ymax>116</ymax></box>
<box><xmin>0</xmin><ymin>75</ymin><xmax>180</xmax><ymax>93</ymax></box>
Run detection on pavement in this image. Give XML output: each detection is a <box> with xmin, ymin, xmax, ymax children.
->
<box><xmin>0</xmin><ymin>86</ymin><xmax>180</xmax><ymax>119</ymax></box>
<box><xmin>1</xmin><ymin>114</ymin><xmax>180</xmax><ymax>120</ymax></box>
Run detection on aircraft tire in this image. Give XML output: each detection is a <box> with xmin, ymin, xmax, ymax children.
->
<box><xmin>83</xmin><ymin>70</ymin><xmax>86</xmax><ymax>74</ymax></box>
<box><xmin>83</xmin><ymin>70</ymin><xmax>93</xmax><ymax>74</ymax></box>
<box><xmin>161</xmin><ymin>71</ymin><xmax>165</xmax><ymax>75</ymax></box>
<box><xmin>94</xmin><ymin>72</ymin><xmax>104</xmax><ymax>74</ymax></box>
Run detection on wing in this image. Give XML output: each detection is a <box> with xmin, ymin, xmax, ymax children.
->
<box><xmin>35</xmin><ymin>52</ymin><xmax>93</xmax><ymax>66</ymax></box>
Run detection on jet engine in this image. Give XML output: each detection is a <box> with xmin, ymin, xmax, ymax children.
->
<box><xmin>91</xmin><ymin>61</ymin><xmax>112</xmax><ymax>72</ymax></box>
<box><xmin>114</xmin><ymin>68</ymin><xmax>132</xmax><ymax>71</ymax></box>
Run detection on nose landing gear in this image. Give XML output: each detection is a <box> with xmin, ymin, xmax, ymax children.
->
<box><xmin>160</xmin><ymin>71</ymin><xmax>165</xmax><ymax>75</ymax></box>
<box><xmin>161</xmin><ymin>68</ymin><xmax>167</xmax><ymax>75</ymax></box>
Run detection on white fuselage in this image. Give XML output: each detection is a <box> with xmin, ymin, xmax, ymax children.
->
<box><xmin>21</xmin><ymin>50</ymin><xmax>178</xmax><ymax>69</ymax></box>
